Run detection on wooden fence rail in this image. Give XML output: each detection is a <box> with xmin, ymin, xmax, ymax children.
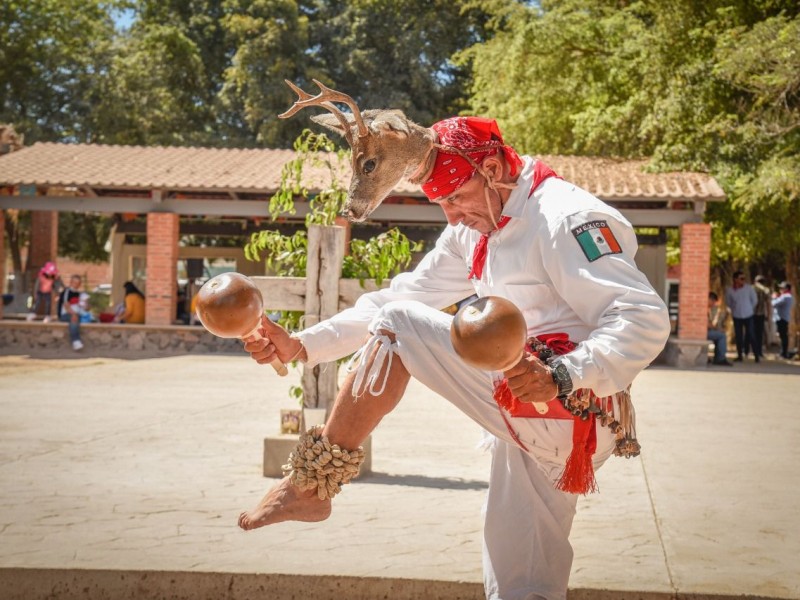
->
<box><xmin>250</xmin><ymin>225</ymin><xmax>389</xmax><ymax>412</ymax></box>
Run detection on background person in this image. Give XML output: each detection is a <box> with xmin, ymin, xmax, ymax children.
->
<box><xmin>707</xmin><ymin>292</ymin><xmax>732</xmax><ymax>366</ymax></box>
<box><xmin>773</xmin><ymin>281</ymin><xmax>794</xmax><ymax>359</ymax></box>
<box><xmin>27</xmin><ymin>261</ymin><xmax>61</xmax><ymax>322</ymax></box>
<box><xmin>57</xmin><ymin>275</ymin><xmax>84</xmax><ymax>351</ymax></box>
<box><xmin>725</xmin><ymin>270</ymin><xmax>758</xmax><ymax>362</ymax></box>
<box><xmin>115</xmin><ymin>281</ymin><xmax>145</xmax><ymax>324</ymax></box>
<box><xmin>752</xmin><ymin>275</ymin><xmax>771</xmax><ymax>359</ymax></box>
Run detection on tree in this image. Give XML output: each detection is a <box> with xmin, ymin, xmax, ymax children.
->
<box><xmin>0</xmin><ymin>0</ymin><xmax>119</xmax><ymax>143</ymax></box>
<box><xmin>304</xmin><ymin>0</ymin><xmax>518</xmax><ymax>123</ymax></box>
<box><xmin>219</xmin><ymin>0</ymin><xmax>314</xmax><ymax>147</ymax></box>
<box><xmin>90</xmin><ymin>21</ymin><xmax>214</xmax><ymax>145</ymax></box>
<box><xmin>464</xmin><ymin>0</ymin><xmax>800</xmax><ymax>329</ymax></box>
<box><xmin>218</xmin><ymin>0</ymin><xmax>517</xmax><ymax>146</ymax></box>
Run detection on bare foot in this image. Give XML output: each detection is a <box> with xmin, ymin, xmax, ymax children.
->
<box><xmin>238</xmin><ymin>476</ymin><xmax>332</xmax><ymax>531</ymax></box>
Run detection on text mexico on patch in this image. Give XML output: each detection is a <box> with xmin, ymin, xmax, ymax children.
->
<box><xmin>572</xmin><ymin>220</ymin><xmax>622</xmax><ymax>262</ymax></box>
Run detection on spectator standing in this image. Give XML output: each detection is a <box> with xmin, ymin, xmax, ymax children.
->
<box><xmin>27</xmin><ymin>262</ymin><xmax>61</xmax><ymax>322</ymax></box>
<box><xmin>725</xmin><ymin>271</ymin><xmax>758</xmax><ymax>362</ymax></box>
<box><xmin>57</xmin><ymin>275</ymin><xmax>84</xmax><ymax>351</ymax></box>
<box><xmin>773</xmin><ymin>282</ymin><xmax>794</xmax><ymax>359</ymax></box>
<box><xmin>707</xmin><ymin>292</ymin><xmax>732</xmax><ymax>366</ymax></box>
<box><xmin>752</xmin><ymin>275</ymin><xmax>772</xmax><ymax>359</ymax></box>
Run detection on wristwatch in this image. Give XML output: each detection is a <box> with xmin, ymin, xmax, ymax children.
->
<box><xmin>549</xmin><ymin>360</ymin><xmax>573</xmax><ymax>401</ymax></box>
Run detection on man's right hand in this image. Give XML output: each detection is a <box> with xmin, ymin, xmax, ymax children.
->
<box><xmin>243</xmin><ymin>314</ymin><xmax>306</xmax><ymax>366</ymax></box>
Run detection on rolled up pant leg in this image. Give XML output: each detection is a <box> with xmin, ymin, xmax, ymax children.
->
<box><xmin>368</xmin><ymin>301</ymin><xmax>615</xmax><ymax>600</ymax></box>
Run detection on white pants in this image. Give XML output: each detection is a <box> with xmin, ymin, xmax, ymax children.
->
<box><xmin>367</xmin><ymin>301</ymin><xmax>617</xmax><ymax>600</ymax></box>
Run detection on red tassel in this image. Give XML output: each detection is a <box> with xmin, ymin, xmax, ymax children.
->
<box><xmin>493</xmin><ymin>334</ymin><xmax>601</xmax><ymax>495</ymax></box>
<box><xmin>555</xmin><ymin>413</ymin><xmax>599</xmax><ymax>495</ymax></box>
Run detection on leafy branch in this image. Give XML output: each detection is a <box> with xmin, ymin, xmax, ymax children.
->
<box><xmin>245</xmin><ymin>131</ymin><xmax>423</xmax><ymax>329</ymax></box>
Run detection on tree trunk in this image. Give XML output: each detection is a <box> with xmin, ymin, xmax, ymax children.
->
<box><xmin>4</xmin><ymin>209</ymin><xmax>30</xmax><ymax>311</ymax></box>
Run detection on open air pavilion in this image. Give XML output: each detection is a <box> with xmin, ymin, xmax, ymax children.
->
<box><xmin>0</xmin><ymin>141</ymin><xmax>725</xmax><ymax>364</ymax></box>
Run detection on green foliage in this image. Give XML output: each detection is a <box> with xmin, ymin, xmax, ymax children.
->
<box><xmin>86</xmin><ymin>291</ymin><xmax>112</xmax><ymax>314</ymax></box>
<box><xmin>288</xmin><ymin>384</ymin><xmax>304</xmax><ymax>406</ymax></box>
<box><xmin>344</xmin><ymin>230</ymin><xmax>423</xmax><ymax>286</ymax></box>
<box><xmin>267</xmin><ymin>130</ymin><xmax>349</xmax><ymax>226</ymax></box>
<box><xmin>464</xmin><ymin>0</ymin><xmax>800</xmax><ymax>272</ymax></box>
<box><xmin>58</xmin><ymin>213</ymin><xmax>113</xmax><ymax>263</ymax></box>
<box><xmin>244</xmin><ymin>130</ymin><xmax>423</xmax><ymax>328</ymax></box>
<box><xmin>245</xmin><ymin>229</ymin><xmax>308</xmax><ymax>276</ymax></box>
<box><xmin>302</xmin><ymin>0</ymin><xmax>516</xmax><ymax>123</ymax></box>
<box><xmin>219</xmin><ymin>0</ymin><xmax>312</xmax><ymax>147</ymax></box>
<box><xmin>0</xmin><ymin>0</ymin><xmax>119</xmax><ymax>142</ymax></box>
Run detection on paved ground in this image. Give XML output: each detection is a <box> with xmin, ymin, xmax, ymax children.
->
<box><xmin>0</xmin><ymin>351</ymin><xmax>798</xmax><ymax>599</ymax></box>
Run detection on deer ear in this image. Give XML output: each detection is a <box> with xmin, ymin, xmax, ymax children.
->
<box><xmin>370</xmin><ymin>111</ymin><xmax>410</xmax><ymax>135</ymax></box>
<box><xmin>310</xmin><ymin>114</ymin><xmax>351</xmax><ymax>137</ymax></box>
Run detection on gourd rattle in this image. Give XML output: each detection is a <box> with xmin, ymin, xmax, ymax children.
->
<box><xmin>451</xmin><ymin>295</ymin><xmax>549</xmax><ymax>415</ymax></box>
<box><xmin>195</xmin><ymin>272</ymin><xmax>288</xmax><ymax>376</ymax></box>
<box><xmin>450</xmin><ymin>296</ymin><xmax>527</xmax><ymax>371</ymax></box>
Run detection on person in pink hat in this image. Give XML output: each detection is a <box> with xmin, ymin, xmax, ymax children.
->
<box><xmin>27</xmin><ymin>261</ymin><xmax>61</xmax><ymax>323</ymax></box>
<box><xmin>240</xmin><ymin>117</ymin><xmax>670</xmax><ymax>599</ymax></box>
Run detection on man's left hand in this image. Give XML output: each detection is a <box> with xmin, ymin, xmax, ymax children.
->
<box><xmin>503</xmin><ymin>353</ymin><xmax>558</xmax><ymax>404</ymax></box>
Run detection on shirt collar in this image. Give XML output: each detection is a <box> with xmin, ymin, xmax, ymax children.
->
<box><xmin>500</xmin><ymin>156</ymin><xmax>535</xmax><ymax>220</ymax></box>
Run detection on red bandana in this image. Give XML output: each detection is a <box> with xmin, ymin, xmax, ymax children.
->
<box><xmin>422</xmin><ymin>117</ymin><xmax>523</xmax><ymax>201</ymax></box>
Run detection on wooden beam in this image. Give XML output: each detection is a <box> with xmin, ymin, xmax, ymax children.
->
<box><xmin>0</xmin><ymin>196</ymin><xmax>706</xmax><ymax>227</ymax></box>
<box><xmin>250</xmin><ymin>276</ymin><xmax>306</xmax><ymax>312</ymax></box>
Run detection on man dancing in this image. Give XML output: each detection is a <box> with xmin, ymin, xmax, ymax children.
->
<box><xmin>240</xmin><ymin>117</ymin><xmax>670</xmax><ymax>600</ymax></box>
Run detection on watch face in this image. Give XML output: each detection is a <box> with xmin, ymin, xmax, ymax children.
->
<box><xmin>555</xmin><ymin>364</ymin><xmax>568</xmax><ymax>380</ymax></box>
<box><xmin>553</xmin><ymin>363</ymin><xmax>572</xmax><ymax>397</ymax></box>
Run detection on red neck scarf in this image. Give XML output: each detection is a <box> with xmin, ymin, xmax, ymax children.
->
<box><xmin>468</xmin><ymin>161</ymin><xmax>561</xmax><ymax>280</ymax></box>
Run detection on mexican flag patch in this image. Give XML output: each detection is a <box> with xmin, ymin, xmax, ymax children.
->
<box><xmin>572</xmin><ymin>220</ymin><xmax>622</xmax><ymax>262</ymax></box>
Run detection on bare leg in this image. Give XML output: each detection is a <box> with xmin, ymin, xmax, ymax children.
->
<box><xmin>239</xmin><ymin>331</ymin><xmax>410</xmax><ymax>530</ymax></box>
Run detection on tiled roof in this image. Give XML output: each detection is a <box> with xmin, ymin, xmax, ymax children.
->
<box><xmin>0</xmin><ymin>143</ymin><xmax>724</xmax><ymax>200</ymax></box>
<box><xmin>539</xmin><ymin>155</ymin><xmax>725</xmax><ymax>201</ymax></box>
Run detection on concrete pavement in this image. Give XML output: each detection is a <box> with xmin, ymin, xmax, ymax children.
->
<box><xmin>0</xmin><ymin>352</ymin><xmax>798</xmax><ymax>599</ymax></box>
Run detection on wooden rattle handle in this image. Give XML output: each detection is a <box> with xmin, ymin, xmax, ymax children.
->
<box><xmin>243</xmin><ymin>324</ymin><xmax>288</xmax><ymax>377</ymax></box>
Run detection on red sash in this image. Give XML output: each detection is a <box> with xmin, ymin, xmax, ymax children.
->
<box><xmin>492</xmin><ymin>333</ymin><xmax>600</xmax><ymax>494</ymax></box>
<box><xmin>493</xmin><ymin>333</ymin><xmax>574</xmax><ymax>419</ymax></box>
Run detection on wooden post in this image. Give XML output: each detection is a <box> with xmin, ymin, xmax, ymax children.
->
<box><xmin>302</xmin><ymin>225</ymin><xmax>345</xmax><ymax>411</ymax></box>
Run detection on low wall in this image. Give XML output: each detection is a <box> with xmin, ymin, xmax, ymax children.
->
<box><xmin>0</xmin><ymin>320</ymin><xmax>241</xmax><ymax>358</ymax></box>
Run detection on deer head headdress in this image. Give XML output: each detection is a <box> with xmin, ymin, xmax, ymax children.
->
<box><xmin>279</xmin><ymin>79</ymin><xmax>438</xmax><ymax>222</ymax></box>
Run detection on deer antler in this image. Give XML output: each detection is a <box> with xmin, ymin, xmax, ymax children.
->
<box><xmin>279</xmin><ymin>79</ymin><xmax>369</xmax><ymax>146</ymax></box>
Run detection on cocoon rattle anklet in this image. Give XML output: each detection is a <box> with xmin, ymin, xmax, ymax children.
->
<box><xmin>282</xmin><ymin>425</ymin><xmax>366</xmax><ymax>501</ymax></box>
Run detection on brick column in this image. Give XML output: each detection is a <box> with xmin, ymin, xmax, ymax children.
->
<box><xmin>29</xmin><ymin>210</ymin><xmax>58</xmax><ymax>275</ymax></box>
<box><xmin>678</xmin><ymin>223</ymin><xmax>711</xmax><ymax>340</ymax></box>
<box><xmin>0</xmin><ymin>210</ymin><xmax>5</xmax><ymax>320</ymax></box>
<box><xmin>145</xmin><ymin>212</ymin><xmax>179</xmax><ymax>325</ymax></box>
<box><xmin>28</xmin><ymin>210</ymin><xmax>59</xmax><ymax>317</ymax></box>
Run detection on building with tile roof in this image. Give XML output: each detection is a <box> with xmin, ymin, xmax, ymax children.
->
<box><xmin>0</xmin><ymin>142</ymin><xmax>723</xmax><ymax>364</ymax></box>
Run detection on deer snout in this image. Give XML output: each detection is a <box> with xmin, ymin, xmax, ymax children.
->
<box><xmin>343</xmin><ymin>196</ymin><xmax>379</xmax><ymax>223</ymax></box>
<box><xmin>342</xmin><ymin>203</ymin><xmax>368</xmax><ymax>223</ymax></box>
<box><xmin>343</xmin><ymin>207</ymin><xmax>367</xmax><ymax>222</ymax></box>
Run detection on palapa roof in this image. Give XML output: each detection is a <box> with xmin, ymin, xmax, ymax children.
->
<box><xmin>0</xmin><ymin>142</ymin><xmax>725</xmax><ymax>202</ymax></box>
